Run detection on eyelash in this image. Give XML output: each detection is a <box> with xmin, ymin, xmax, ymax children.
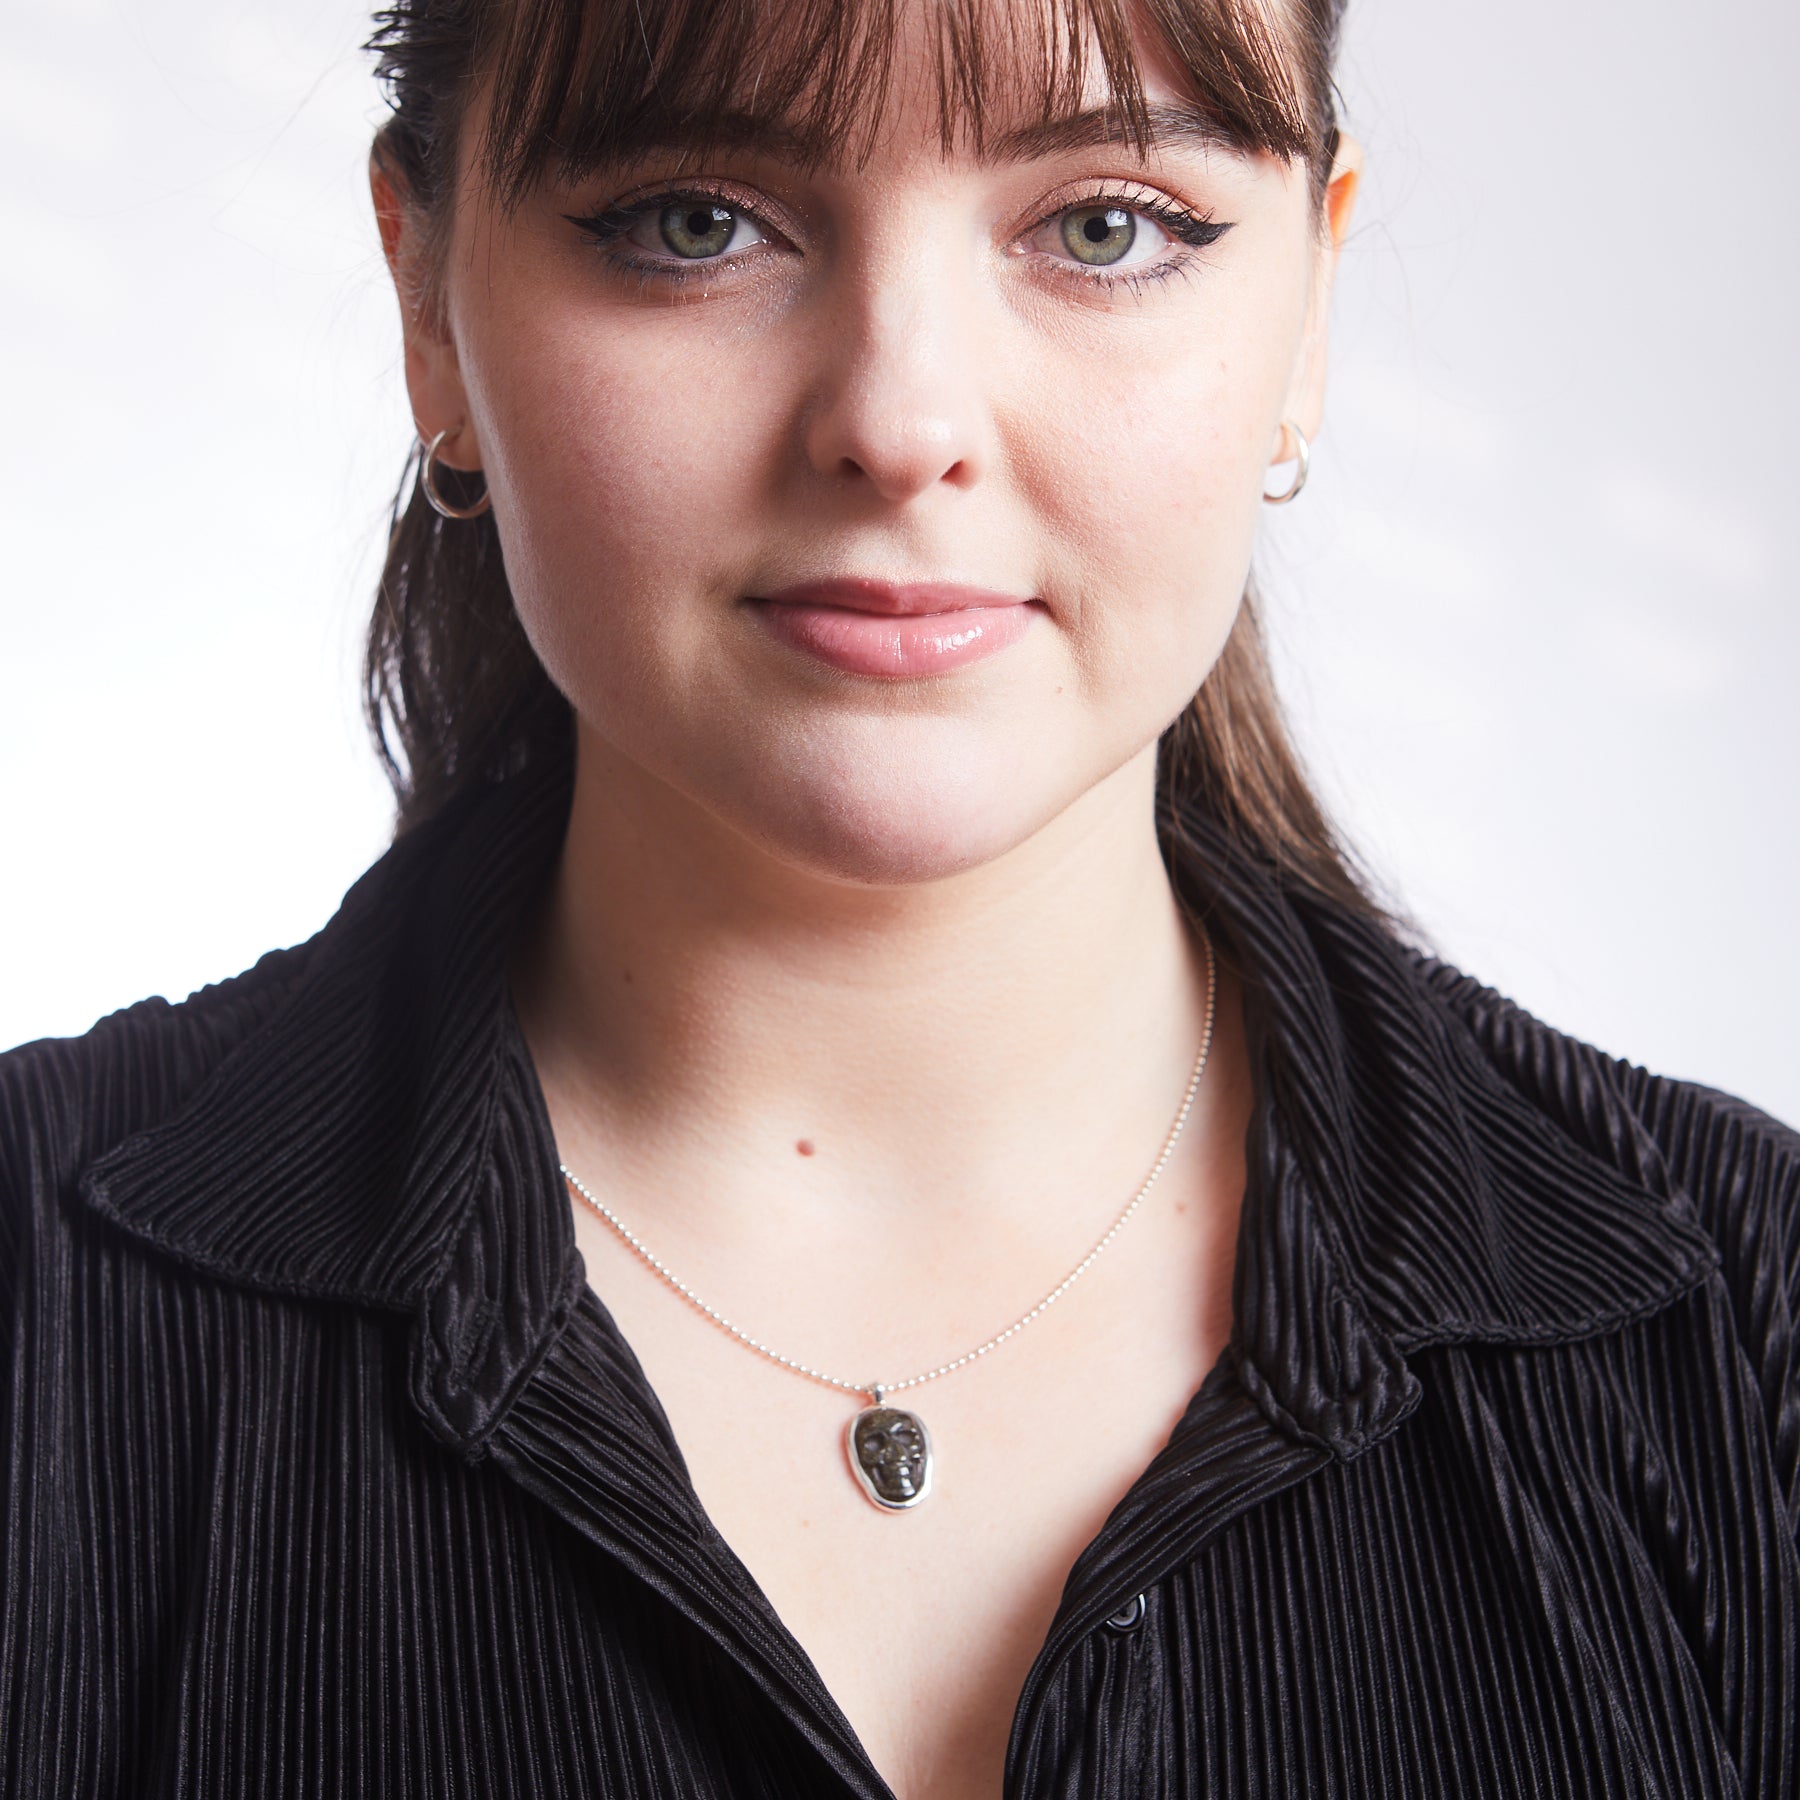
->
<box><xmin>1040</xmin><ymin>189</ymin><xmax>1232</xmax><ymax>296</ymax></box>
<box><xmin>563</xmin><ymin>182</ymin><xmax>1231</xmax><ymax>296</ymax></box>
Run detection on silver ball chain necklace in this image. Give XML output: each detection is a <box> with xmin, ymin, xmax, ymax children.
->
<box><xmin>561</xmin><ymin>929</ymin><xmax>1217</xmax><ymax>1513</ymax></box>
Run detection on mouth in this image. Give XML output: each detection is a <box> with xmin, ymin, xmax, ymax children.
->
<box><xmin>746</xmin><ymin>577</ymin><xmax>1041</xmax><ymax>679</ymax></box>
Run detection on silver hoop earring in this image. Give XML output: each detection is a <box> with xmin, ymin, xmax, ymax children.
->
<box><xmin>420</xmin><ymin>427</ymin><xmax>492</xmax><ymax>521</ymax></box>
<box><xmin>1262</xmin><ymin>422</ymin><xmax>1311</xmax><ymax>506</ymax></box>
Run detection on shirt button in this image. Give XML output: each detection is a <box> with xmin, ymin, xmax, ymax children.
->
<box><xmin>1105</xmin><ymin>1593</ymin><xmax>1146</xmax><ymax>1633</ymax></box>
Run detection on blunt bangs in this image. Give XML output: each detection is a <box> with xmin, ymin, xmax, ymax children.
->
<box><xmin>371</xmin><ymin>0</ymin><xmax>1327</xmax><ymax>210</ymax></box>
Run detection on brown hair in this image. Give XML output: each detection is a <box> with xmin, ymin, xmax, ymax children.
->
<box><xmin>364</xmin><ymin>0</ymin><xmax>1374</xmax><ymax>916</ymax></box>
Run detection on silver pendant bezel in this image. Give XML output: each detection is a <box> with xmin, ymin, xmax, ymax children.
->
<box><xmin>846</xmin><ymin>1404</ymin><xmax>934</xmax><ymax>1511</ymax></box>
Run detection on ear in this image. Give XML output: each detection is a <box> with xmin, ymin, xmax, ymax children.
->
<box><xmin>371</xmin><ymin>151</ymin><xmax>484</xmax><ymax>474</ymax></box>
<box><xmin>1272</xmin><ymin>133</ymin><xmax>1363</xmax><ymax>465</ymax></box>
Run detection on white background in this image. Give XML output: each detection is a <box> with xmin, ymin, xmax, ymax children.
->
<box><xmin>3</xmin><ymin>0</ymin><xmax>1796</xmax><ymax>1123</ymax></box>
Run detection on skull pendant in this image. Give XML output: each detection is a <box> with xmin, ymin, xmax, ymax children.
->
<box><xmin>847</xmin><ymin>1404</ymin><xmax>933</xmax><ymax>1510</ymax></box>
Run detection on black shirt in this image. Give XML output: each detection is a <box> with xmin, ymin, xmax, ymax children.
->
<box><xmin>3</xmin><ymin>759</ymin><xmax>1796</xmax><ymax>1797</ymax></box>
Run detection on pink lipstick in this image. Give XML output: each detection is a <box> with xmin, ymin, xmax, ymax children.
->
<box><xmin>748</xmin><ymin>578</ymin><xmax>1039</xmax><ymax>678</ymax></box>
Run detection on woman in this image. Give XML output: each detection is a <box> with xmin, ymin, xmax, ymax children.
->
<box><xmin>2</xmin><ymin>0</ymin><xmax>1794</xmax><ymax>1793</ymax></box>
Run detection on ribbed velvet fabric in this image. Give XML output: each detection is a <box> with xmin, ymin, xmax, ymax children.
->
<box><xmin>3</xmin><ymin>755</ymin><xmax>1797</xmax><ymax>1797</ymax></box>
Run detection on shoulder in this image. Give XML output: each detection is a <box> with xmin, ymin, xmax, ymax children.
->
<box><xmin>1418</xmin><ymin>954</ymin><xmax>1800</xmax><ymax>1500</ymax></box>
<box><xmin>0</xmin><ymin>789</ymin><xmax>479</xmax><ymax>1288</ymax></box>
<box><xmin>0</xmin><ymin>943</ymin><xmax>319</xmax><ymax>1286</ymax></box>
<box><xmin>0</xmin><ymin>770</ymin><xmax>564</xmax><ymax>1329</ymax></box>
<box><xmin>1419</xmin><ymin>954</ymin><xmax>1800</xmax><ymax>1246</ymax></box>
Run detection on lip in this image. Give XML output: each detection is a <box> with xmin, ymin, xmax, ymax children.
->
<box><xmin>747</xmin><ymin>578</ymin><xmax>1040</xmax><ymax>679</ymax></box>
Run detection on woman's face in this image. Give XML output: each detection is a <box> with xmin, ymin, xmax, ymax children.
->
<box><xmin>387</xmin><ymin>11</ymin><xmax>1355</xmax><ymax>885</ymax></box>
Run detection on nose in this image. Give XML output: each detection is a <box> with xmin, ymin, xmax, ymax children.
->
<box><xmin>801</xmin><ymin>254</ymin><xmax>990</xmax><ymax>504</ymax></box>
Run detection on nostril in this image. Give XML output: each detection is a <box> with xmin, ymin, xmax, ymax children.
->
<box><xmin>804</xmin><ymin>390</ymin><xmax>983</xmax><ymax>503</ymax></box>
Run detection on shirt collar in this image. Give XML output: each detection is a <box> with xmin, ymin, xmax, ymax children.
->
<box><xmin>1163</xmin><ymin>792</ymin><xmax>1717</xmax><ymax>1456</ymax></box>
<box><xmin>79</xmin><ymin>756</ymin><xmax>1718</xmax><ymax>1462</ymax></box>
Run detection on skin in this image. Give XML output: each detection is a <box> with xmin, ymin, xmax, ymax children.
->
<box><xmin>377</xmin><ymin>8</ymin><xmax>1359</xmax><ymax>1795</ymax></box>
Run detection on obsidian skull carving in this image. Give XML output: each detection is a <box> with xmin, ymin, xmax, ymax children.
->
<box><xmin>848</xmin><ymin>1405</ymin><xmax>933</xmax><ymax>1509</ymax></box>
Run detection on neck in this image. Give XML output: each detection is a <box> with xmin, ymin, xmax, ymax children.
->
<box><xmin>513</xmin><ymin>729</ymin><xmax>1217</xmax><ymax>1230</ymax></box>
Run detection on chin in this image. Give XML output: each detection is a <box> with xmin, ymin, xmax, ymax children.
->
<box><xmin>708</xmin><ymin>726</ymin><xmax>1070</xmax><ymax>888</ymax></box>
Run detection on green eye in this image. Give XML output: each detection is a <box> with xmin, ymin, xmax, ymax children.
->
<box><xmin>659</xmin><ymin>203</ymin><xmax>739</xmax><ymax>259</ymax></box>
<box><xmin>1060</xmin><ymin>205</ymin><xmax>1136</xmax><ymax>267</ymax></box>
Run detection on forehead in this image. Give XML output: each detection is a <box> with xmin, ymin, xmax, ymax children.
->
<box><xmin>476</xmin><ymin>0</ymin><xmax>1312</xmax><ymax>200</ymax></box>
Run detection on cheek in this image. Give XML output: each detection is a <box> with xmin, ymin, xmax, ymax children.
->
<box><xmin>1005</xmin><ymin>311</ymin><xmax>1291</xmax><ymax>725</ymax></box>
<box><xmin>459</xmin><ymin>291</ymin><xmax>781</xmax><ymax>708</ymax></box>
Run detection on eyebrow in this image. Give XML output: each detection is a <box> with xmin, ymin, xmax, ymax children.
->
<box><xmin>984</xmin><ymin>102</ymin><xmax>1243</xmax><ymax>164</ymax></box>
